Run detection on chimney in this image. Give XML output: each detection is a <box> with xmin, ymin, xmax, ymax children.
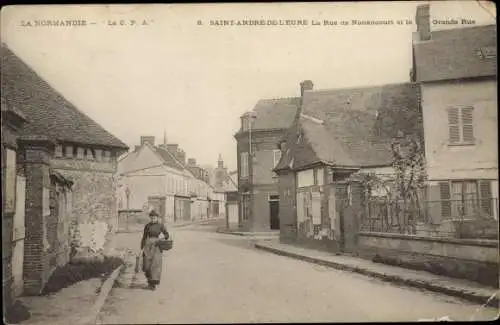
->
<box><xmin>415</xmin><ymin>4</ymin><xmax>430</xmax><ymax>41</ymax></box>
<box><xmin>218</xmin><ymin>154</ymin><xmax>224</xmax><ymax>168</ymax></box>
<box><xmin>134</xmin><ymin>145</ymin><xmax>141</xmax><ymax>152</ymax></box>
<box><xmin>140</xmin><ymin>136</ymin><xmax>155</xmax><ymax>147</ymax></box>
<box><xmin>177</xmin><ymin>150</ymin><xmax>186</xmax><ymax>165</ymax></box>
<box><xmin>188</xmin><ymin>158</ymin><xmax>197</xmax><ymax>166</ymax></box>
<box><xmin>300</xmin><ymin>80</ymin><xmax>314</xmax><ymax>97</ymax></box>
<box><xmin>166</xmin><ymin>144</ymin><xmax>179</xmax><ymax>153</ymax></box>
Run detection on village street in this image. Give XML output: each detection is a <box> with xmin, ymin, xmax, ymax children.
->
<box><xmin>97</xmin><ymin>223</ymin><xmax>498</xmax><ymax>324</ymax></box>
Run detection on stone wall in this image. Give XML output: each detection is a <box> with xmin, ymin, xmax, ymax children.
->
<box><xmin>51</xmin><ymin>157</ymin><xmax>118</xmax><ymax>251</ymax></box>
<box><xmin>358</xmin><ymin>231</ymin><xmax>499</xmax><ymax>287</ymax></box>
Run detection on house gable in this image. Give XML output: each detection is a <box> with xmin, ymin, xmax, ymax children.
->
<box><xmin>118</xmin><ymin>144</ymin><xmax>165</xmax><ymax>175</ymax></box>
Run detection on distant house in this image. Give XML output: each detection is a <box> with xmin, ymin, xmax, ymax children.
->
<box><xmin>274</xmin><ymin>80</ymin><xmax>421</xmax><ymax>252</ymax></box>
<box><xmin>412</xmin><ymin>4</ymin><xmax>498</xmax><ymax>223</ymax></box>
<box><xmin>2</xmin><ymin>44</ymin><xmax>128</xmax><ymax>296</ymax></box>
<box><xmin>235</xmin><ymin>96</ymin><xmax>299</xmax><ymax>231</ymax></box>
<box><xmin>117</xmin><ymin>136</ymin><xmax>220</xmax><ymax>223</ymax></box>
<box><xmin>220</xmin><ymin>170</ymin><xmax>239</xmax><ymax>229</ymax></box>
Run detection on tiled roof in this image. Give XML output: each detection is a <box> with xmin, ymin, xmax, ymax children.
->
<box><xmin>249</xmin><ymin>97</ymin><xmax>300</xmax><ymax>131</ymax></box>
<box><xmin>413</xmin><ymin>24</ymin><xmax>497</xmax><ymax>82</ymax></box>
<box><xmin>1</xmin><ymin>44</ymin><xmax>128</xmax><ymax>149</ymax></box>
<box><xmin>154</xmin><ymin>146</ymin><xmax>186</xmax><ymax>172</ymax></box>
<box><xmin>277</xmin><ymin>83</ymin><xmax>422</xmax><ymax>170</ymax></box>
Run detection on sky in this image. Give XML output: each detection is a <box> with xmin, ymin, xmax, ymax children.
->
<box><xmin>1</xmin><ymin>1</ymin><xmax>495</xmax><ymax>171</ymax></box>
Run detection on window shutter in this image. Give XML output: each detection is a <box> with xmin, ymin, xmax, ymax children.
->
<box><xmin>479</xmin><ymin>180</ymin><xmax>493</xmax><ymax>216</ymax></box>
<box><xmin>447</xmin><ymin>108</ymin><xmax>460</xmax><ymax>143</ymax></box>
<box><xmin>439</xmin><ymin>182</ymin><xmax>451</xmax><ymax>218</ymax></box>
<box><xmin>461</xmin><ymin>106</ymin><xmax>474</xmax><ymax>143</ymax></box>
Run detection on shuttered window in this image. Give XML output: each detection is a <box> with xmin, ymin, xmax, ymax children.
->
<box><xmin>439</xmin><ymin>182</ymin><xmax>451</xmax><ymax>218</ymax></box>
<box><xmin>240</xmin><ymin>152</ymin><xmax>249</xmax><ymax>178</ymax></box>
<box><xmin>479</xmin><ymin>180</ymin><xmax>493</xmax><ymax>215</ymax></box>
<box><xmin>440</xmin><ymin>180</ymin><xmax>493</xmax><ymax>218</ymax></box>
<box><xmin>447</xmin><ymin>106</ymin><xmax>474</xmax><ymax>144</ymax></box>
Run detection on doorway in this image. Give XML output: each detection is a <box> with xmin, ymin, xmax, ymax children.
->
<box><xmin>269</xmin><ymin>195</ymin><xmax>280</xmax><ymax>230</ymax></box>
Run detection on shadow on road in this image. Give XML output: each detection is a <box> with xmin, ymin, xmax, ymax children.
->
<box><xmin>212</xmin><ymin>236</ymin><xmax>259</xmax><ymax>251</ymax></box>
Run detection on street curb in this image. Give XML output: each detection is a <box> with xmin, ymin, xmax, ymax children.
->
<box><xmin>216</xmin><ymin>228</ymin><xmax>245</xmax><ymax>236</ymax></box>
<box><xmin>79</xmin><ymin>264</ymin><xmax>125</xmax><ymax>325</ymax></box>
<box><xmin>255</xmin><ymin>243</ymin><xmax>499</xmax><ymax>308</ymax></box>
<box><xmin>216</xmin><ymin>228</ymin><xmax>280</xmax><ymax>237</ymax></box>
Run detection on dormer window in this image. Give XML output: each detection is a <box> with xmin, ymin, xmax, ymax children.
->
<box><xmin>241</xmin><ymin>116</ymin><xmax>250</xmax><ymax>132</ymax></box>
<box><xmin>476</xmin><ymin>46</ymin><xmax>496</xmax><ymax>60</ymax></box>
<box><xmin>241</xmin><ymin>112</ymin><xmax>257</xmax><ymax>132</ymax></box>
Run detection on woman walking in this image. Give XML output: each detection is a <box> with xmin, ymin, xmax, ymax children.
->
<box><xmin>140</xmin><ymin>210</ymin><xmax>169</xmax><ymax>290</ymax></box>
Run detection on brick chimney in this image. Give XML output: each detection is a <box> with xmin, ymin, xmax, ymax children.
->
<box><xmin>140</xmin><ymin>136</ymin><xmax>155</xmax><ymax>147</ymax></box>
<box><xmin>166</xmin><ymin>144</ymin><xmax>179</xmax><ymax>153</ymax></box>
<box><xmin>218</xmin><ymin>154</ymin><xmax>224</xmax><ymax>169</ymax></box>
<box><xmin>298</xmin><ymin>80</ymin><xmax>314</xmax><ymax>119</ymax></box>
<box><xmin>415</xmin><ymin>4</ymin><xmax>431</xmax><ymax>41</ymax></box>
<box><xmin>177</xmin><ymin>150</ymin><xmax>186</xmax><ymax>165</ymax></box>
<box><xmin>188</xmin><ymin>158</ymin><xmax>197</xmax><ymax>166</ymax></box>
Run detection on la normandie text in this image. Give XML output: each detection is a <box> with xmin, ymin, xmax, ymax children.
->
<box><xmin>21</xmin><ymin>20</ymin><xmax>87</xmax><ymax>27</ymax></box>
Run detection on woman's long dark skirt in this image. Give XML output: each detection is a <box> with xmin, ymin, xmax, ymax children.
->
<box><xmin>142</xmin><ymin>237</ymin><xmax>163</xmax><ymax>286</ymax></box>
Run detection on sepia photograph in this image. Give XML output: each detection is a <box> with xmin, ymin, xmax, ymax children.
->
<box><xmin>1</xmin><ymin>1</ymin><xmax>498</xmax><ymax>324</ymax></box>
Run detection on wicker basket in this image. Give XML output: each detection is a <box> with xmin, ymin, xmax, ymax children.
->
<box><xmin>156</xmin><ymin>239</ymin><xmax>173</xmax><ymax>251</ymax></box>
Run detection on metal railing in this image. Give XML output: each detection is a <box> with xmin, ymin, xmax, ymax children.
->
<box><xmin>359</xmin><ymin>198</ymin><xmax>499</xmax><ymax>239</ymax></box>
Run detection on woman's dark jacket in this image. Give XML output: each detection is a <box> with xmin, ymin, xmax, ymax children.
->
<box><xmin>140</xmin><ymin>222</ymin><xmax>169</xmax><ymax>250</ymax></box>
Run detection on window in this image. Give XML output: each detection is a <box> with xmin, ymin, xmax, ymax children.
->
<box><xmin>103</xmin><ymin>150</ymin><xmax>111</xmax><ymax>162</ymax></box>
<box><xmin>86</xmin><ymin>148</ymin><xmax>94</xmax><ymax>160</ymax></box>
<box><xmin>297</xmin><ymin>169</ymin><xmax>314</xmax><ymax>188</ymax></box>
<box><xmin>447</xmin><ymin>106</ymin><xmax>474</xmax><ymax>144</ymax></box>
<box><xmin>77</xmin><ymin>147</ymin><xmax>85</xmax><ymax>159</ymax></box>
<box><xmin>240</xmin><ymin>152</ymin><xmax>249</xmax><ymax>178</ymax></box>
<box><xmin>65</xmin><ymin>146</ymin><xmax>73</xmax><ymax>158</ymax></box>
<box><xmin>273</xmin><ymin>149</ymin><xmax>282</xmax><ymax>168</ymax></box>
<box><xmin>55</xmin><ymin>145</ymin><xmax>63</xmax><ymax>158</ymax></box>
<box><xmin>477</xmin><ymin>46</ymin><xmax>496</xmax><ymax>60</ymax></box>
<box><xmin>95</xmin><ymin>149</ymin><xmax>103</xmax><ymax>162</ymax></box>
<box><xmin>439</xmin><ymin>180</ymin><xmax>493</xmax><ymax>218</ymax></box>
<box><xmin>315</xmin><ymin>167</ymin><xmax>324</xmax><ymax>186</ymax></box>
<box><xmin>242</xmin><ymin>117</ymin><xmax>250</xmax><ymax>132</ymax></box>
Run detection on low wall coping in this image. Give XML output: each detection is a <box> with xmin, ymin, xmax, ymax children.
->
<box><xmin>359</xmin><ymin>231</ymin><xmax>499</xmax><ymax>248</ymax></box>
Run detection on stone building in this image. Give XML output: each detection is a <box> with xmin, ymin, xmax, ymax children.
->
<box><xmin>274</xmin><ymin>80</ymin><xmax>421</xmax><ymax>252</ymax></box>
<box><xmin>117</xmin><ymin>136</ymin><xmax>218</xmax><ymax>222</ymax></box>
<box><xmin>412</xmin><ymin>4</ymin><xmax>498</xmax><ymax>223</ymax></box>
<box><xmin>2</xmin><ymin>96</ymin><xmax>28</xmax><ymax>317</ymax></box>
<box><xmin>2</xmin><ymin>44</ymin><xmax>128</xmax><ymax>295</ymax></box>
<box><xmin>235</xmin><ymin>95</ymin><xmax>299</xmax><ymax>231</ymax></box>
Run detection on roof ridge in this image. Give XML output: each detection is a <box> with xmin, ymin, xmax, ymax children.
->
<box><xmin>154</xmin><ymin>144</ymin><xmax>200</xmax><ymax>178</ymax></box>
<box><xmin>431</xmin><ymin>23</ymin><xmax>496</xmax><ymax>35</ymax></box>
<box><xmin>308</xmin><ymin>81</ymin><xmax>414</xmax><ymax>95</ymax></box>
<box><xmin>2</xmin><ymin>44</ymin><xmax>128</xmax><ymax>149</ymax></box>
<box><xmin>258</xmin><ymin>96</ymin><xmax>300</xmax><ymax>103</ymax></box>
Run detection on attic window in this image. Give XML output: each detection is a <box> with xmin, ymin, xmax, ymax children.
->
<box><xmin>476</xmin><ymin>46</ymin><xmax>496</xmax><ymax>60</ymax></box>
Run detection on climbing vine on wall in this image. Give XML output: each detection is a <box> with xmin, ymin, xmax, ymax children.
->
<box><xmin>348</xmin><ymin>131</ymin><xmax>428</xmax><ymax>233</ymax></box>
